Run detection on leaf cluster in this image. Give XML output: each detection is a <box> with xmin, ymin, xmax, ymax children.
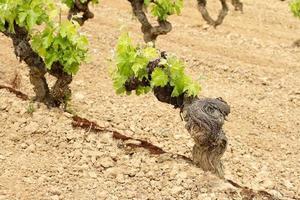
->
<box><xmin>144</xmin><ymin>0</ymin><xmax>183</xmax><ymax>21</ymax></box>
<box><xmin>112</xmin><ymin>33</ymin><xmax>200</xmax><ymax>97</ymax></box>
<box><xmin>31</xmin><ymin>21</ymin><xmax>88</xmax><ymax>75</ymax></box>
<box><xmin>0</xmin><ymin>0</ymin><xmax>88</xmax><ymax>75</ymax></box>
<box><xmin>0</xmin><ymin>0</ymin><xmax>56</xmax><ymax>32</ymax></box>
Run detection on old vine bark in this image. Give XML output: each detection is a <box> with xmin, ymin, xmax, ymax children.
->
<box><xmin>125</xmin><ymin>52</ymin><xmax>230</xmax><ymax>177</ymax></box>
<box><xmin>128</xmin><ymin>0</ymin><xmax>172</xmax><ymax>43</ymax></box>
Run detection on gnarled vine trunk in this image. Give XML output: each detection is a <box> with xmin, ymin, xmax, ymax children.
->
<box><xmin>182</xmin><ymin>97</ymin><xmax>229</xmax><ymax>177</ymax></box>
<box><xmin>125</xmin><ymin>53</ymin><xmax>230</xmax><ymax>177</ymax></box>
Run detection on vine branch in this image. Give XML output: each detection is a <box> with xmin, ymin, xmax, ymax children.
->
<box><xmin>196</xmin><ymin>0</ymin><xmax>243</xmax><ymax>27</ymax></box>
<box><xmin>68</xmin><ymin>0</ymin><xmax>95</xmax><ymax>25</ymax></box>
<box><xmin>128</xmin><ymin>0</ymin><xmax>172</xmax><ymax>43</ymax></box>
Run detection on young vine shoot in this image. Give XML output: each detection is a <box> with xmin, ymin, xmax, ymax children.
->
<box><xmin>112</xmin><ymin>33</ymin><xmax>200</xmax><ymax>98</ymax></box>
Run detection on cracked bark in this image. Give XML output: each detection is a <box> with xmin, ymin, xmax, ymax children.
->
<box><xmin>128</xmin><ymin>0</ymin><xmax>172</xmax><ymax>43</ymax></box>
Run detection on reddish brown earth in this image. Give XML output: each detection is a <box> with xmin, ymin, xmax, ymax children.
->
<box><xmin>0</xmin><ymin>0</ymin><xmax>299</xmax><ymax>199</ymax></box>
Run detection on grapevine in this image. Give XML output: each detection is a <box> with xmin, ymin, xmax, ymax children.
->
<box><xmin>112</xmin><ymin>33</ymin><xmax>230</xmax><ymax>177</ymax></box>
<box><xmin>112</xmin><ymin>33</ymin><xmax>200</xmax><ymax>107</ymax></box>
<box><xmin>128</xmin><ymin>0</ymin><xmax>183</xmax><ymax>43</ymax></box>
<box><xmin>0</xmin><ymin>0</ymin><xmax>94</xmax><ymax>106</ymax></box>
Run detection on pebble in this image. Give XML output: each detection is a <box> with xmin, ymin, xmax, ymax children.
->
<box><xmin>24</xmin><ymin>121</ymin><xmax>39</xmax><ymax>133</ymax></box>
<box><xmin>269</xmin><ymin>190</ymin><xmax>283</xmax><ymax>199</ymax></box>
<box><xmin>50</xmin><ymin>195</ymin><xmax>60</xmax><ymax>200</ymax></box>
<box><xmin>20</xmin><ymin>143</ymin><xmax>28</xmax><ymax>149</ymax></box>
<box><xmin>0</xmin><ymin>155</ymin><xmax>5</xmax><ymax>160</ymax></box>
<box><xmin>200</xmin><ymin>188</ymin><xmax>208</xmax><ymax>193</ymax></box>
<box><xmin>88</xmin><ymin>171</ymin><xmax>97</xmax><ymax>179</ymax></box>
<box><xmin>170</xmin><ymin>186</ymin><xmax>183</xmax><ymax>195</ymax></box>
<box><xmin>116</xmin><ymin>174</ymin><xmax>125</xmax><ymax>183</ymax></box>
<box><xmin>100</xmin><ymin>157</ymin><xmax>115</xmax><ymax>168</ymax></box>
<box><xmin>283</xmin><ymin>180</ymin><xmax>293</xmax><ymax>189</ymax></box>
<box><xmin>27</xmin><ymin>144</ymin><xmax>36</xmax><ymax>153</ymax></box>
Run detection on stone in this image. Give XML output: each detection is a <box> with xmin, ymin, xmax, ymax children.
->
<box><xmin>20</xmin><ymin>143</ymin><xmax>27</xmax><ymax>149</ymax></box>
<box><xmin>88</xmin><ymin>171</ymin><xmax>97</xmax><ymax>178</ymax></box>
<box><xmin>50</xmin><ymin>195</ymin><xmax>60</xmax><ymax>200</ymax></box>
<box><xmin>171</xmin><ymin>186</ymin><xmax>183</xmax><ymax>195</ymax></box>
<box><xmin>100</xmin><ymin>157</ymin><xmax>115</xmax><ymax>168</ymax></box>
<box><xmin>27</xmin><ymin>144</ymin><xmax>36</xmax><ymax>153</ymax></box>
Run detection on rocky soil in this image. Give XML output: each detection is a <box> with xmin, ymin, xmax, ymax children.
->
<box><xmin>0</xmin><ymin>0</ymin><xmax>299</xmax><ymax>199</ymax></box>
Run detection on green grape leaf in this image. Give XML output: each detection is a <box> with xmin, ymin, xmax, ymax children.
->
<box><xmin>151</xmin><ymin>68</ymin><xmax>169</xmax><ymax>87</ymax></box>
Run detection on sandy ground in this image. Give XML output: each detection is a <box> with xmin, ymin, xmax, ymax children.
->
<box><xmin>0</xmin><ymin>0</ymin><xmax>300</xmax><ymax>199</ymax></box>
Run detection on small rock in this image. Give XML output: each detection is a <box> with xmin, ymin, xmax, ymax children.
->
<box><xmin>88</xmin><ymin>171</ymin><xmax>97</xmax><ymax>178</ymax></box>
<box><xmin>269</xmin><ymin>190</ymin><xmax>283</xmax><ymax>199</ymax></box>
<box><xmin>20</xmin><ymin>143</ymin><xmax>27</xmax><ymax>149</ymax></box>
<box><xmin>116</xmin><ymin>174</ymin><xmax>125</xmax><ymax>183</ymax></box>
<box><xmin>200</xmin><ymin>188</ymin><xmax>208</xmax><ymax>193</ymax></box>
<box><xmin>0</xmin><ymin>155</ymin><xmax>5</xmax><ymax>160</ymax></box>
<box><xmin>27</xmin><ymin>144</ymin><xmax>36</xmax><ymax>153</ymax></box>
<box><xmin>283</xmin><ymin>180</ymin><xmax>293</xmax><ymax>189</ymax></box>
<box><xmin>177</xmin><ymin>172</ymin><xmax>188</xmax><ymax>179</ymax></box>
<box><xmin>0</xmin><ymin>195</ymin><xmax>9</xmax><ymax>200</ymax></box>
<box><xmin>24</xmin><ymin>121</ymin><xmax>39</xmax><ymax>133</ymax></box>
<box><xmin>221</xmin><ymin>65</ymin><xmax>229</xmax><ymax>71</ymax></box>
<box><xmin>50</xmin><ymin>195</ymin><xmax>60</xmax><ymax>200</ymax></box>
<box><xmin>124</xmin><ymin>139</ymin><xmax>141</xmax><ymax>146</ymax></box>
<box><xmin>63</xmin><ymin>112</ymin><xmax>73</xmax><ymax>118</ymax></box>
<box><xmin>261</xmin><ymin>179</ymin><xmax>274</xmax><ymax>189</ymax></box>
<box><xmin>100</xmin><ymin>157</ymin><xmax>115</xmax><ymax>168</ymax></box>
<box><xmin>171</xmin><ymin>186</ymin><xmax>183</xmax><ymax>195</ymax></box>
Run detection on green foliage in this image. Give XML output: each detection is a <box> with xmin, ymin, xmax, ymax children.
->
<box><xmin>31</xmin><ymin>21</ymin><xmax>88</xmax><ymax>75</ymax></box>
<box><xmin>112</xmin><ymin>33</ymin><xmax>200</xmax><ymax>97</ymax></box>
<box><xmin>0</xmin><ymin>0</ymin><xmax>56</xmax><ymax>32</ymax></box>
<box><xmin>151</xmin><ymin>68</ymin><xmax>169</xmax><ymax>87</ymax></box>
<box><xmin>144</xmin><ymin>0</ymin><xmax>183</xmax><ymax>21</ymax></box>
<box><xmin>290</xmin><ymin>0</ymin><xmax>300</xmax><ymax>18</ymax></box>
<box><xmin>0</xmin><ymin>0</ymin><xmax>88</xmax><ymax>75</ymax></box>
<box><xmin>62</xmin><ymin>0</ymin><xmax>99</xmax><ymax>8</ymax></box>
